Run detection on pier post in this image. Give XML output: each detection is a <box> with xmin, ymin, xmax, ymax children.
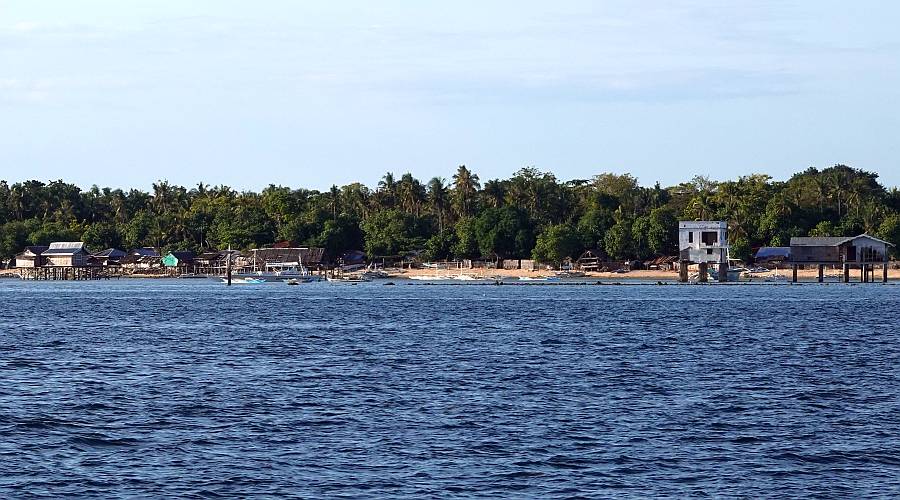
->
<box><xmin>792</xmin><ymin>264</ymin><xmax>798</xmax><ymax>283</ymax></box>
<box><xmin>698</xmin><ymin>262</ymin><xmax>708</xmax><ymax>282</ymax></box>
<box><xmin>860</xmin><ymin>265</ymin><xmax>866</xmax><ymax>283</ymax></box>
<box><xmin>884</xmin><ymin>263</ymin><xmax>889</xmax><ymax>283</ymax></box>
<box><xmin>817</xmin><ymin>264</ymin><xmax>824</xmax><ymax>283</ymax></box>
<box><xmin>226</xmin><ymin>248</ymin><xmax>232</xmax><ymax>286</ymax></box>
<box><xmin>679</xmin><ymin>261</ymin><xmax>688</xmax><ymax>283</ymax></box>
<box><xmin>717</xmin><ymin>263</ymin><xmax>728</xmax><ymax>283</ymax></box>
<box><xmin>843</xmin><ymin>263</ymin><xmax>850</xmax><ymax>283</ymax></box>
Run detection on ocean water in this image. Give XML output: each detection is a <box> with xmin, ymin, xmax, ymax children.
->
<box><xmin>1</xmin><ymin>279</ymin><xmax>900</xmax><ymax>498</ymax></box>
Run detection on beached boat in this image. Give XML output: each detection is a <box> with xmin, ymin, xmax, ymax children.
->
<box><xmin>519</xmin><ymin>276</ymin><xmax>560</xmax><ymax>282</ymax></box>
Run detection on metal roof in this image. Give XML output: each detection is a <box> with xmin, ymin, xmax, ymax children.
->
<box><xmin>43</xmin><ymin>242</ymin><xmax>88</xmax><ymax>255</ymax></box>
<box><xmin>18</xmin><ymin>246</ymin><xmax>49</xmax><ymax>256</ymax></box>
<box><xmin>790</xmin><ymin>234</ymin><xmax>895</xmax><ymax>248</ymax></box>
<box><xmin>755</xmin><ymin>247</ymin><xmax>791</xmax><ymax>259</ymax></box>
<box><xmin>251</xmin><ymin>247</ymin><xmax>325</xmax><ymax>265</ymax></box>
<box><xmin>93</xmin><ymin>248</ymin><xmax>126</xmax><ymax>258</ymax></box>
<box><xmin>131</xmin><ymin>247</ymin><xmax>160</xmax><ymax>257</ymax></box>
<box><xmin>790</xmin><ymin>237</ymin><xmax>851</xmax><ymax>247</ymax></box>
<box><xmin>166</xmin><ymin>251</ymin><xmax>196</xmax><ymax>261</ymax></box>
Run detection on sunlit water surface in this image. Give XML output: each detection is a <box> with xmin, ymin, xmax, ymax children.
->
<box><xmin>2</xmin><ymin>279</ymin><xmax>899</xmax><ymax>497</ymax></box>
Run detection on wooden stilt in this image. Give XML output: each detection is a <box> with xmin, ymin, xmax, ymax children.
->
<box><xmin>717</xmin><ymin>262</ymin><xmax>728</xmax><ymax>283</ymax></box>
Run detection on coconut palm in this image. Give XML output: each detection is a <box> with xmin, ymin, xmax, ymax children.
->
<box><xmin>452</xmin><ymin>165</ymin><xmax>480</xmax><ymax>217</ymax></box>
<box><xmin>427</xmin><ymin>177</ymin><xmax>448</xmax><ymax>234</ymax></box>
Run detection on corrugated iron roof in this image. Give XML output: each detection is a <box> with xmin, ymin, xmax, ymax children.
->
<box><xmin>93</xmin><ymin>248</ymin><xmax>126</xmax><ymax>258</ymax></box>
<box><xmin>790</xmin><ymin>234</ymin><xmax>895</xmax><ymax>247</ymax></box>
<box><xmin>18</xmin><ymin>246</ymin><xmax>49</xmax><ymax>256</ymax></box>
<box><xmin>167</xmin><ymin>251</ymin><xmax>196</xmax><ymax>261</ymax></box>
<box><xmin>251</xmin><ymin>247</ymin><xmax>325</xmax><ymax>265</ymax></box>
<box><xmin>43</xmin><ymin>242</ymin><xmax>88</xmax><ymax>255</ymax></box>
<box><xmin>131</xmin><ymin>247</ymin><xmax>160</xmax><ymax>257</ymax></box>
<box><xmin>790</xmin><ymin>237</ymin><xmax>852</xmax><ymax>247</ymax></box>
<box><xmin>755</xmin><ymin>247</ymin><xmax>791</xmax><ymax>259</ymax></box>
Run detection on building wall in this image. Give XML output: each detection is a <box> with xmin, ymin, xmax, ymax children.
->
<box><xmin>791</xmin><ymin>246</ymin><xmax>842</xmax><ymax>263</ymax></box>
<box><xmin>46</xmin><ymin>255</ymin><xmax>74</xmax><ymax>267</ymax></box>
<box><xmin>16</xmin><ymin>256</ymin><xmax>39</xmax><ymax>268</ymax></box>
<box><xmin>45</xmin><ymin>253</ymin><xmax>88</xmax><ymax>267</ymax></box>
<box><xmin>678</xmin><ymin>221</ymin><xmax>728</xmax><ymax>263</ymax></box>
<box><xmin>850</xmin><ymin>237</ymin><xmax>889</xmax><ymax>262</ymax></box>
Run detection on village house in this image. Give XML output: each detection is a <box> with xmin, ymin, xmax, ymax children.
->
<box><xmin>788</xmin><ymin>234</ymin><xmax>894</xmax><ymax>283</ymax></box>
<box><xmin>194</xmin><ymin>250</ymin><xmax>236</xmax><ymax>276</ymax></box>
<box><xmin>246</xmin><ymin>247</ymin><xmax>326</xmax><ymax>273</ymax></box>
<box><xmin>162</xmin><ymin>251</ymin><xmax>197</xmax><ymax>275</ymax></box>
<box><xmin>14</xmin><ymin>246</ymin><xmax>49</xmax><ymax>269</ymax></box>
<box><xmin>92</xmin><ymin>248</ymin><xmax>127</xmax><ymax>266</ymax></box>
<box><xmin>43</xmin><ymin>242</ymin><xmax>91</xmax><ymax>267</ymax></box>
<box><xmin>120</xmin><ymin>247</ymin><xmax>162</xmax><ymax>274</ymax></box>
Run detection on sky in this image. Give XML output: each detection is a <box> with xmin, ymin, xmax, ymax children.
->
<box><xmin>2</xmin><ymin>0</ymin><xmax>899</xmax><ymax>191</ymax></box>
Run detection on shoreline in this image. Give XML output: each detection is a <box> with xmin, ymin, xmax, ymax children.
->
<box><xmin>3</xmin><ymin>267</ymin><xmax>898</xmax><ymax>282</ymax></box>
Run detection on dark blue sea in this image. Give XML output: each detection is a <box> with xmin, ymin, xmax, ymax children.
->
<box><xmin>2</xmin><ymin>279</ymin><xmax>900</xmax><ymax>498</ymax></box>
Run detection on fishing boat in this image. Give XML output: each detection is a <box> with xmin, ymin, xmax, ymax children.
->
<box><xmin>176</xmin><ymin>273</ymin><xmax>207</xmax><ymax>279</ymax></box>
<box><xmin>707</xmin><ymin>267</ymin><xmax>744</xmax><ymax>282</ymax></box>
<box><xmin>221</xmin><ymin>277</ymin><xmax>267</xmax><ymax>284</ymax></box>
<box><xmin>327</xmin><ymin>275</ymin><xmax>371</xmax><ymax>283</ymax></box>
<box><xmin>519</xmin><ymin>276</ymin><xmax>560</xmax><ymax>282</ymax></box>
<box><xmin>555</xmin><ymin>271</ymin><xmax>586</xmax><ymax>278</ymax></box>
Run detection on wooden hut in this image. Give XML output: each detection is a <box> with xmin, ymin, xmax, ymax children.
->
<box><xmin>576</xmin><ymin>249</ymin><xmax>603</xmax><ymax>272</ymax></box>
<box><xmin>163</xmin><ymin>251</ymin><xmax>197</xmax><ymax>275</ymax></box>
<box><xmin>14</xmin><ymin>246</ymin><xmax>49</xmax><ymax>269</ymax></box>
<box><xmin>247</xmin><ymin>247</ymin><xmax>326</xmax><ymax>272</ymax></box>
<box><xmin>120</xmin><ymin>247</ymin><xmax>162</xmax><ymax>274</ymax></box>
<box><xmin>789</xmin><ymin>234</ymin><xmax>894</xmax><ymax>283</ymax></box>
<box><xmin>43</xmin><ymin>242</ymin><xmax>90</xmax><ymax>267</ymax></box>
<box><xmin>92</xmin><ymin>248</ymin><xmax>126</xmax><ymax>266</ymax></box>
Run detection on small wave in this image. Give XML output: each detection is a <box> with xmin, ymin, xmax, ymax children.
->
<box><xmin>68</xmin><ymin>435</ymin><xmax>142</xmax><ymax>448</ymax></box>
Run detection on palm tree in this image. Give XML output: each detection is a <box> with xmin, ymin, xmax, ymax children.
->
<box><xmin>377</xmin><ymin>172</ymin><xmax>397</xmax><ymax>209</ymax></box>
<box><xmin>8</xmin><ymin>185</ymin><xmax>24</xmax><ymax>220</ymax></box>
<box><xmin>452</xmin><ymin>165</ymin><xmax>480</xmax><ymax>217</ymax></box>
<box><xmin>329</xmin><ymin>185</ymin><xmax>341</xmax><ymax>221</ymax></box>
<box><xmin>341</xmin><ymin>183</ymin><xmax>370</xmax><ymax>220</ymax></box>
<box><xmin>152</xmin><ymin>180</ymin><xmax>173</xmax><ymax>216</ymax></box>
<box><xmin>397</xmin><ymin>173</ymin><xmax>425</xmax><ymax>216</ymax></box>
<box><xmin>482</xmin><ymin>179</ymin><xmax>506</xmax><ymax>208</ymax></box>
<box><xmin>427</xmin><ymin>177</ymin><xmax>448</xmax><ymax>234</ymax></box>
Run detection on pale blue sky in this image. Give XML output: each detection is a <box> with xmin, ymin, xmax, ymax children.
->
<box><xmin>2</xmin><ymin>1</ymin><xmax>899</xmax><ymax>190</ymax></box>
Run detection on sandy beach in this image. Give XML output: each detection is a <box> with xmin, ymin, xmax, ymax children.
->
<box><xmin>3</xmin><ymin>266</ymin><xmax>899</xmax><ymax>281</ymax></box>
<box><xmin>390</xmin><ymin>266</ymin><xmax>900</xmax><ymax>281</ymax></box>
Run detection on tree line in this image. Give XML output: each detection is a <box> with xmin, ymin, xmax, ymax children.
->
<box><xmin>1</xmin><ymin>164</ymin><xmax>899</xmax><ymax>263</ymax></box>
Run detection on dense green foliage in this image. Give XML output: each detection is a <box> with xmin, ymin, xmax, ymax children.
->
<box><xmin>1</xmin><ymin>165</ymin><xmax>899</xmax><ymax>262</ymax></box>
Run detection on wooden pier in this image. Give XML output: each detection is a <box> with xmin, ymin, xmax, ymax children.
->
<box><xmin>17</xmin><ymin>266</ymin><xmax>115</xmax><ymax>280</ymax></box>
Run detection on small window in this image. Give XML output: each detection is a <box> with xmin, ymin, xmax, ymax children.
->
<box><xmin>707</xmin><ymin>248</ymin><xmax>713</xmax><ymax>255</ymax></box>
<box><xmin>688</xmin><ymin>232</ymin><xmax>694</xmax><ymax>243</ymax></box>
